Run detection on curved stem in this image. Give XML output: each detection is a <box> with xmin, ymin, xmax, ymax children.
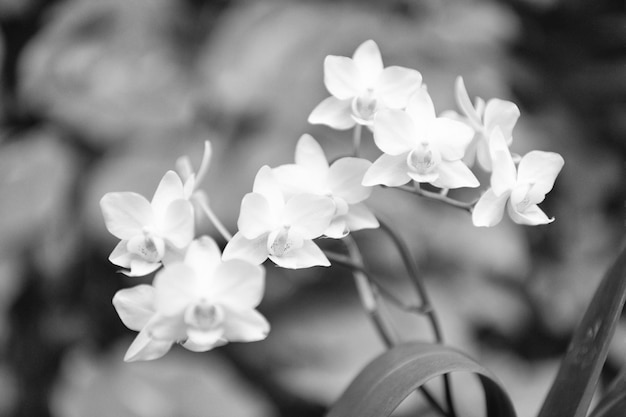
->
<box><xmin>192</xmin><ymin>192</ymin><xmax>233</xmax><ymax>242</ymax></box>
<box><xmin>343</xmin><ymin>236</ymin><xmax>396</xmax><ymax>347</ymax></box>
<box><xmin>376</xmin><ymin>215</ymin><xmax>458</xmax><ymax>417</ymax></box>
<box><xmin>388</xmin><ymin>184</ymin><xmax>477</xmax><ymax>213</ymax></box>
<box><xmin>324</xmin><ymin>251</ymin><xmax>430</xmax><ymax>315</ymax></box>
<box><xmin>340</xmin><ymin>236</ymin><xmax>453</xmax><ymax>417</ymax></box>
<box><xmin>352</xmin><ymin>124</ymin><xmax>362</xmax><ymax>157</ymax></box>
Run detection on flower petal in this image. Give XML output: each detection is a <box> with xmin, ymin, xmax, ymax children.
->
<box><xmin>212</xmin><ymin>260</ymin><xmax>265</xmax><ymax>307</ymax></box>
<box><xmin>373</xmin><ymin>109</ymin><xmax>419</xmax><ymax>155</ymax></box>
<box><xmin>123</xmin><ymin>327</ymin><xmax>173</xmax><ymax>362</ymax></box>
<box><xmin>160</xmin><ymin>199</ymin><xmax>194</xmax><ymax>248</ymax></box>
<box><xmin>294</xmin><ymin>134</ymin><xmax>329</xmax><ymax>172</ymax></box>
<box><xmin>238</xmin><ymin>192</ymin><xmax>278</xmax><ymax>239</ymax></box>
<box><xmin>183</xmin><ymin>236</ymin><xmax>222</xmax><ymax>277</ymax></box>
<box><xmin>432</xmin><ymin>160</ymin><xmax>479</xmax><ymax>189</ymax></box>
<box><xmin>327</xmin><ymin>157</ymin><xmax>372</xmax><ymax>203</ymax></box>
<box><xmin>516</xmin><ymin>151</ymin><xmax>564</xmax><ymax>203</ymax></box>
<box><xmin>307</xmin><ymin>96</ymin><xmax>355</xmax><ymax>130</ymax></box>
<box><xmin>376</xmin><ymin>66</ymin><xmax>422</xmax><ymax>109</ymax></box>
<box><xmin>362</xmin><ymin>153</ymin><xmax>410</xmax><ymax>187</ymax></box>
<box><xmin>153</xmin><ymin>263</ymin><xmax>198</xmax><ymax>316</ymax></box>
<box><xmin>454</xmin><ymin>76</ymin><xmax>482</xmax><ymax>128</ymax></box>
<box><xmin>182</xmin><ymin>336</ymin><xmax>227</xmax><ymax>352</ymax></box>
<box><xmin>109</xmin><ymin>240</ymin><xmax>132</xmax><ymax>268</ymax></box>
<box><xmin>352</xmin><ymin>40</ymin><xmax>384</xmax><ymax>87</ymax></box>
<box><xmin>325</xmin><ymin>218</ymin><xmax>349</xmax><ymax>238</ymax></box>
<box><xmin>145</xmin><ymin>313</ymin><xmax>187</xmax><ymax>341</ymax></box>
<box><xmin>472</xmin><ymin>188</ymin><xmax>510</xmax><ymax>227</ymax></box>
<box><xmin>489</xmin><ymin>128</ymin><xmax>516</xmax><ymax>195</ymax></box>
<box><xmin>222</xmin><ymin>232</ymin><xmax>268</xmax><ymax>265</ymax></box>
<box><xmin>324</xmin><ymin>55</ymin><xmax>364</xmax><ymax>99</ymax></box>
<box><xmin>507</xmin><ymin>202</ymin><xmax>554</xmax><ymax>226</ymax></box>
<box><xmin>127</xmin><ymin>259</ymin><xmax>161</xmax><ymax>277</ymax></box>
<box><xmin>100</xmin><ymin>192</ymin><xmax>153</xmax><ymax>240</ymax></box>
<box><xmin>269</xmin><ymin>240</ymin><xmax>330</xmax><ymax>269</ymax></box>
<box><xmin>222</xmin><ymin>306</ymin><xmax>270</xmax><ymax>342</ymax></box>
<box><xmin>405</xmin><ymin>86</ymin><xmax>436</xmax><ymax>127</ymax></box>
<box><xmin>252</xmin><ymin>166</ymin><xmax>284</xmax><ymax>213</ymax></box>
<box><xmin>345</xmin><ymin>203</ymin><xmax>379</xmax><ymax>231</ymax></box>
<box><xmin>483</xmin><ymin>99</ymin><xmax>520</xmax><ymax>142</ymax></box>
<box><xmin>113</xmin><ymin>285</ymin><xmax>156</xmax><ymax>331</ymax></box>
<box><xmin>185</xmin><ymin>327</ymin><xmax>225</xmax><ymax>351</ymax></box>
<box><xmin>273</xmin><ymin>164</ymin><xmax>323</xmax><ymax>197</ymax></box>
<box><xmin>151</xmin><ymin>171</ymin><xmax>185</xmax><ymax>221</ymax></box>
<box><xmin>431</xmin><ymin>117</ymin><xmax>474</xmax><ymax>161</ymax></box>
<box><xmin>283</xmin><ymin>194</ymin><xmax>335</xmax><ymax>239</ymax></box>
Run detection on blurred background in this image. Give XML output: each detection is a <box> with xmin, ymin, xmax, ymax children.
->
<box><xmin>0</xmin><ymin>0</ymin><xmax>624</xmax><ymax>416</ymax></box>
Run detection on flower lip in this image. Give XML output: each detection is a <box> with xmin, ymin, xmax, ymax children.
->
<box><xmin>185</xmin><ymin>302</ymin><xmax>225</xmax><ymax>331</ymax></box>
<box><xmin>351</xmin><ymin>88</ymin><xmax>378</xmax><ymax>124</ymax></box>
<box><xmin>267</xmin><ymin>226</ymin><xmax>292</xmax><ymax>257</ymax></box>
<box><xmin>406</xmin><ymin>143</ymin><xmax>441</xmax><ymax>175</ymax></box>
<box><xmin>126</xmin><ymin>231</ymin><xmax>165</xmax><ymax>263</ymax></box>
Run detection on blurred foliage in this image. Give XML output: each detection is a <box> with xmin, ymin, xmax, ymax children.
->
<box><xmin>0</xmin><ymin>0</ymin><xmax>624</xmax><ymax>417</ymax></box>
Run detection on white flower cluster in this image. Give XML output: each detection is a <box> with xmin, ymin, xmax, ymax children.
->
<box><xmin>100</xmin><ymin>40</ymin><xmax>564</xmax><ymax>362</ymax></box>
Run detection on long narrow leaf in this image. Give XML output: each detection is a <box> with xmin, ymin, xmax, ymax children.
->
<box><xmin>537</xmin><ymin>242</ymin><xmax>626</xmax><ymax>417</ymax></box>
<box><xmin>589</xmin><ymin>367</ymin><xmax>626</xmax><ymax>417</ymax></box>
<box><xmin>326</xmin><ymin>342</ymin><xmax>516</xmax><ymax>417</ymax></box>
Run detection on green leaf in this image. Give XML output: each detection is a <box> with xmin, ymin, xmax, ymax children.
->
<box><xmin>325</xmin><ymin>342</ymin><xmax>516</xmax><ymax>417</ymax></box>
<box><xmin>589</xmin><ymin>368</ymin><xmax>626</xmax><ymax>417</ymax></box>
<box><xmin>537</xmin><ymin>242</ymin><xmax>626</xmax><ymax>417</ymax></box>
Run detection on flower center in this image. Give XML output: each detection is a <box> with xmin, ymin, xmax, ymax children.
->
<box><xmin>407</xmin><ymin>143</ymin><xmax>440</xmax><ymax>175</ymax></box>
<box><xmin>185</xmin><ymin>302</ymin><xmax>224</xmax><ymax>331</ymax></box>
<box><xmin>267</xmin><ymin>226</ymin><xmax>292</xmax><ymax>257</ymax></box>
<box><xmin>127</xmin><ymin>231</ymin><xmax>165</xmax><ymax>263</ymax></box>
<box><xmin>351</xmin><ymin>89</ymin><xmax>378</xmax><ymax>124</ymax></box>
<box><xmin>513</xmin><ymin>182</ymin><xmax>536</xmax><ymax>212</ymax></box>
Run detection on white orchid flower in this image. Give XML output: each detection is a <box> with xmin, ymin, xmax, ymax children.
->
<box><xmin>308</xmin><ymin>40</ymin><xmax>422</xmax><ymax>129</ymax></box>
<box><xmin>114</xmin><ymin>237</ymin><xmax>269</xmax><ymax>361</ymax></box>
<box><xmin>454</xmin><ymin>76</ymin><xmax>520</xmax><ymax>171</ymax></box>
<box><xmin>472</xmin><ymin>128</ymin><xmax>564</xmax><ymax>227</ymax></box>
<box><xmin>363</xmin><ymin>87</ymin><xmax>478</xmax><ymax>189</ymax></box>
<box><xmin>100</xmin><ymin>171</ymin><xmax>195</xmax><ymax>276</ymax></box>
<box><xmin>272</xmin><ymin>134</ymin><xmax>378</xmax><ymax>238</ymax></box>
<box><xmin>223</xmin><ymin>166</ymin><xmax>335</xmax><ymax>269</ymax></box>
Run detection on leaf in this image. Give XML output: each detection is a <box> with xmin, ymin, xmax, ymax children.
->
<box><xmin>589</xmin><ymin>368</ymin><xmax>626</xmax><ymax>417</ymax></box>
<box><xmin>325</xmin><ymin>342</ymin><xmax>516</xmax><ymax>417</ymax></box>
<box><xmin>537</xmin><ymin>242</ymin><xmax>626</xmax><ymax>417</ymax></box>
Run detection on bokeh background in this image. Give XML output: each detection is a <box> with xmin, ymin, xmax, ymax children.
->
<box><xmin>0</xmin><ymin>0</ymin><xmax>624</xmax><ymax>416</ymax></box>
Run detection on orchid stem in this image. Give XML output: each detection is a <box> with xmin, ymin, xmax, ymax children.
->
<box><xmin>343</xmin><ymin>236</ymin><xmax>396</xmax><ymax>347</ymax></box>
<box><xmin>352</xmin><ymin>124</ymin><xmax>362</xmax><ymax>157</ymax></box>
<box><xmin>388</xmin><ymin>184</ymin><xmax>476</xmax><ymax>213</ymax></box>
<box><xmin>340</xmin><ymin>236</ymin><xmax>453</xmax><ymax>417</ymax></box>
<box><xmin>324</xmin><ymin>251</ymin><xmax>430</xmax><ymax>315</ymax></box>
<box><xmin>376</xmin><ymin>215</ymin><xmax>458</xmax><ymax>417</ymax></box>
<box><xmin>194</xmin><ymin>193</ymin><xmax>233</xmax><ymax>242</ymax></box>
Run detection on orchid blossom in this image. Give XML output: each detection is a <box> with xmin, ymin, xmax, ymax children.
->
<box><xmin>114</xmin><ymin>237</ymin><xmax>269</xmax><ymax>361</ymax></box>
<box><xmin>472</xmin><ymin>128</ymin><xmax>564</xmax><ymax>227</ymax></box>
<box><xmin>453</xmin><ymin>76</ymin><xmax>520</xmax><ymax>171</ymax></box>
<box><xmin>272</xmin><ymin>134</ymin><xmax>378</xmax><ymax>238</ymax></box>
<box><xmin>308</xmin><ymin>40</ymin><xmax>422</xmax><ymax>129</ymax></box>
<box><xmin>100</xmin><ymin>170</ymin><xmax>195</xmax><ymax>276</ymax></box>
<box><xmin>223</xmin><ymin>166</ymin><xmax>335</xmax><ymax>269</ymax></box>
<box><xmin>363</xmin><ymin>87</ymin><xmax>478</xmax><ymax>189</ymax></box>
